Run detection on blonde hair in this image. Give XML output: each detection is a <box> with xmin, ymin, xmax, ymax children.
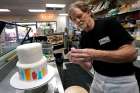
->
<box><xmin>68</xmin><ymin>1</ymin><xmax>93</xmax><ymax>19</ymax></box>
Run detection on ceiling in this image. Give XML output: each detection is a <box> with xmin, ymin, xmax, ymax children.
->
<box><xmin>0</xmin><ymin>0</ymin><xmax>75</xmax><ymax>16</ymax></box>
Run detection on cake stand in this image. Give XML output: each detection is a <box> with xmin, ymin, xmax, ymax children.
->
<box><xmin>10</xmin><ymin>65</ymin><xmax>55</xmax><ymax>90</ymax></box>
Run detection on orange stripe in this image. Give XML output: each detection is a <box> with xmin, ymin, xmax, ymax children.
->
<box><xmin>25</xmin><ymin>69</ymin><xmax>31</xmax><ymax>80</ymax></box>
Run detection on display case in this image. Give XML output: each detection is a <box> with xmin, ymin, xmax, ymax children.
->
<box><xmin>47</xmin><ymin>32</ymin><xmax>64</xmax><ymax>45</ymax></box>
<box><xmin>0</xmin><ymin>21</ymin><xmax>31</xmax><ymax>81</ymax></box>
<box><xmin>0</xmin><ymin>21</ymin><xmax>64</xmax><ymax>93</ymax></box>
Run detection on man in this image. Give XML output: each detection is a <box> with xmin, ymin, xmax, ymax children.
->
<box><xmin>68</xmin><ymin>1</ymin><xmax>139</xmax><ymax>93</ymax></box>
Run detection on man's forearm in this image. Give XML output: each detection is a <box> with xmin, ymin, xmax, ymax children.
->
<box><xmin>93</xmin><ymin>45</ymin><xmax>138</xmax><ymax>63</ymax></box>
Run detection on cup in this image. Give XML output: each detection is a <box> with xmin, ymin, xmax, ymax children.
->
<box><xmin>54</xmin><ymin>53</ymin><xmax>64</xmax><ymax>65</ymax></box>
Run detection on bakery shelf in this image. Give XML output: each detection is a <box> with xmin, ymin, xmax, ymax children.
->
<box><xmin>47</xmin><ymin>32</ymin><xmax>64</xmax><ymax>36</ymax></box>
<box><xmin>47</xmin><ymin>32</ymin><xmax>64</xmax><ymax>46</ymax></box>
<box><xmin>118</xmin><ymin>8</ymin><xmax>140</xmax><ymax>15</ymax></box>
<box><xmin>106</xmin><ymin>8</ymin><xmax>140</xmax><ymax>18</ymax></box>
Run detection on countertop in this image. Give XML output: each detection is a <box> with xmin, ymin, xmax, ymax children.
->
<box><xmin>0</xmin><ymin>62</ymin><xmax>64</xmax><ymax>93</ymax></box>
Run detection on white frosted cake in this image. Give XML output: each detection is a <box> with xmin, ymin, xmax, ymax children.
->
<box><xmin>16</xmin><ymin>43</ymin><xmax>47</xmax><ymax>81</ymax></box>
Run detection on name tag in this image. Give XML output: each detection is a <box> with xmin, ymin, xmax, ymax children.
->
<box><xmin>99</xmin><ymin>36</ymin><xmax>111</xmax><ymax>45</ymax></box>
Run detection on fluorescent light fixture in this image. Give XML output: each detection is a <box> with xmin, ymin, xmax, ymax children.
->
<box><xmin>28</xmin><ymin>9</ymin><xmax>46</xmax><ymax>12</ymax></box>
<box><xmin>59</xmin><ymin>13</ymin><xmax>68</xmax><ymax>16</ymax></box>
<box><xmin>46</xmin><ymin>4</ymin><xmax>65</xmax><ymax>8</ymax></box>
<box><xmin>0</xmin><ymin>9</ymin><xmax>10</xmax><ymax>12</ymax></box>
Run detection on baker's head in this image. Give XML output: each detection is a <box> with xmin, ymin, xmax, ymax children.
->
<box><xmin>68</xmin><ymin>1</ymin><xmax>94</xmax><ymax>32</ymax></box>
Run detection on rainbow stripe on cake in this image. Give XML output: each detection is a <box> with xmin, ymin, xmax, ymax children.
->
<box><xmin>17</xmin><ymin>60</ymin><xmax>47</xmax><ymax>81</ymax></box>
<box><xmin>18</xmin><ymin>66</ymin><xmax>47</xmax><ymax>81</ymax></box>
<box><xmin>16</xmin><ymin>43</ymin><xmax>48</xmax><ymax>81</ymax></box>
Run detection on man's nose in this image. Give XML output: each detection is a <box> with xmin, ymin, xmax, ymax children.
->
<box><xmin>75</xmin><ymin>18</ymin><xmax>81</xmax><ymax>23</ymax></box>
<box><xmin>75</xmin><ymin>18</ymin><xmax>81</xmax><ymax>25</ymax></box>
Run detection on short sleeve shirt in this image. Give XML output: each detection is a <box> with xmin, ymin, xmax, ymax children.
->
<box><xmin>80</xmin><ymin>18</ymin><xmax>135</xmax><ymax>77</ymax></box>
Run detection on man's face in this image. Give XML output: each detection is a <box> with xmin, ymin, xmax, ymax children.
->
<box><xmin>70</xmin><ymin>8</ymin><xmax>91</xmax><ymax>31</ymax></box>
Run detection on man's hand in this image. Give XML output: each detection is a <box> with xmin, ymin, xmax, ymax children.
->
<box><xmin>68</xmin><ymin>47</ymin><xmax>94</xmax><ymax>71</ymax></box>
<box><xmin>68</xmin><ymin>47</ymin><xmax>94</xmax><ymax>62</ymax></box>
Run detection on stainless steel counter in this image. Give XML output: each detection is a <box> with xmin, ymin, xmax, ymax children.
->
<box><xmin>134</xmin><ymin>56</ymin><xmax>140</xmax><ymax>68</ymax></box>
<box><xmin>0</xmin><ymin>62</ymin><xmax>64</xmax><ymax>93</ymax></box>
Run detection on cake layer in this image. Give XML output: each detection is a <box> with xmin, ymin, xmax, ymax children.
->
<box><xmin>16</xmin><ymin>43</ymin><xmax>43</xmax><ymax>64</ymax></box>
<box><xmin>16</xmin><ymin>56</ymin><xmax>47</xmax><ymax>68</ymax></box>
<box><xmin>16</xmin><ymin>57</ymin><xmax>47</xmax><ymax>81</ymax></box>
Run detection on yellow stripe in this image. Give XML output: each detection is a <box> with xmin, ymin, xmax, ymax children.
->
<box><xmin>42</xmin><ymin>67</ymin><xmax>46</xmax><ymax>76</ymax></box>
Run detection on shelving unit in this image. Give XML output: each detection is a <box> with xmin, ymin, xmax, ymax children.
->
<box><xmin>90</xmin><ymin>0</ymin><xmax>140</xmax><ymax>41</ymax></box>
<box><xmin>106</xmin><ymin>9</ymin><xmax>140</xmax><ymax>18</ymax></box>
<box><xmin>88</xmin><ymin>0</ymin><xmax>140</xmax><ymax>19</ymax></box>
<box><xmin>89</xmin><ymin>0</ymin><xmax>140</xmax><ymax>88</ymax></box>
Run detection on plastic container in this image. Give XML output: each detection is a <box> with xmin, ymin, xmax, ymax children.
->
<box><xmin>42</xmin><ymin>43</ymin><xmax>54</xmax><ymax>62</ymax></box>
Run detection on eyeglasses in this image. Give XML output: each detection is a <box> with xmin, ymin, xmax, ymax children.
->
<box><xmin>70</xmin><ymin>12</ymin><xmax>87</xmax><ymax>23</ymax></box>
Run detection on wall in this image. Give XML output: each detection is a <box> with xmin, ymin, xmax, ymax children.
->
<box><xmin>57</xmin><ymin>15</ymin><xmax>67</xmax><ymax>32</ymax></box>
<box><xmin>0</xmin><ymin>13</ymin><xmax>57</xmax><ymax>22</ymax></box>
<box><xmin>0</xmin><ymin>13</ymin><xmax>67</xmax><ymax>33</ymax></box>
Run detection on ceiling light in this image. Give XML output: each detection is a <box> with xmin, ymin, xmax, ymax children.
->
<box><xmin>0</xmin><ymin>9</ymin><xmax>10</xmax><ymax>12</ymax></box>
<box><xmin>59</xmin><ymin>13</ymin><xmax>68</xmax><ymax>16</ymax></box>
<box><xmin>28</xmin><ymin>9</ymin><xmax>46</xmax><ymax>12</ymax></box>
<box><xmin>46</xmin><ymin>4</ymin><xmax>65</xmax><ymax>8</ymax></box>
